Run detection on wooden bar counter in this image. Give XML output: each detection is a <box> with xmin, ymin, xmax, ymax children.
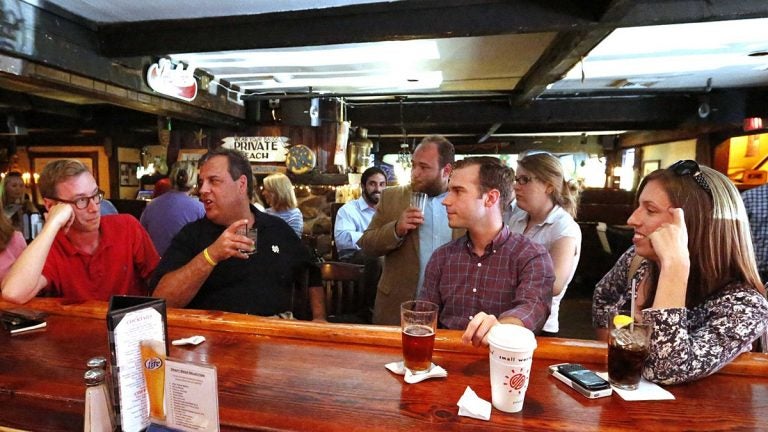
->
<box><xmin>1</xmin><ymin>298</ymin><xmax>766</xmax><ymax>431</ymax></box>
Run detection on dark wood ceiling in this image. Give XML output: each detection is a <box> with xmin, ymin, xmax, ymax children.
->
<box><xmin>1</xmin><ymin>0</ymin><xmax>768</xmax><ymax>150</ymax></box>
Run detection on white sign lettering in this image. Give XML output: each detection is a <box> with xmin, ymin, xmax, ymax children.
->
<box><xmin>146</xmin><ymin>58</ymin><xmax>198</xmax><ymax>102</ymax></box>
<box><xmin>220</xmin><ymin>136</ymin><xmax>289</xmax><ymax>162</ymax></box>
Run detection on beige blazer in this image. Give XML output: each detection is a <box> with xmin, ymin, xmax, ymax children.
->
<box><xmin>358</xmin><ymin>185</ymin><xmax>464</xmax><ymax>325</ymax></box>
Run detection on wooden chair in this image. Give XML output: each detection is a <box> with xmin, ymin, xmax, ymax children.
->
<box><xmin>329</xmin><ymin>202</ymin><xmax>344</xmax><ymax>261</ymax></box>
<box><xmin>320</xmin><ymin>261</ymin><xmax>368</xmax><ymax>323</ymax></box>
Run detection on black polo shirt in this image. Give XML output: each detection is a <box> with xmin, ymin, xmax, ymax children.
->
<box><xmin>150</xmin><ymin>206</ymin><xmax>320</xmax><ymax>315</ymax></box>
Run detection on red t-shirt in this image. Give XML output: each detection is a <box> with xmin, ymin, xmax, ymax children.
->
<box><xmin>42</xmin><ymin>214</ymin><xmax>160</xmax><ymax>301</ymax></box>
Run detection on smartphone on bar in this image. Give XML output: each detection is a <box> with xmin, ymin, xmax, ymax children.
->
<box><xmin>548</xmin><ymin>363</ymin><xmax>612</xmax><ymax>399</ymax></box>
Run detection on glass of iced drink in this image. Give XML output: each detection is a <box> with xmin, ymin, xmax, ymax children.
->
<box><xmin>607</xmin><ymin>310</ymin><xmax>652</xmax><ymax>390</ymax></box>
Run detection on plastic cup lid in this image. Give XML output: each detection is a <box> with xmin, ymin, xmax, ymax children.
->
<box><xmin>487</xmin><ymin>324</ymin><xmax>537</xmax><ymax>351</ymax></box>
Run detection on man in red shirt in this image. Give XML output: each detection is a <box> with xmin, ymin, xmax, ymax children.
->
<box><xmin>1</xmin><ymin>159</ymin><xmax>159</xmax><ymax>303</ymax></box>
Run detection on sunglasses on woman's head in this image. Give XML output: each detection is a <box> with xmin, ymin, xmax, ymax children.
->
<box><xmin>668</xmin><ymin>160</ymin><xmax>712</xmax><ymax>196</ymax></box>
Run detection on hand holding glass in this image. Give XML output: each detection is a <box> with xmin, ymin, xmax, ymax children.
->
<box><xmin>400</xmin><ymin>300</ymin><xmax>438</xmax><ymax>374</ymax></box>
<box><xmin>238</xmin><ymin>225</ymin><xmax>258</xmax><ymax>255</ymax></box>
<box><xmin>410</xmin><ymin>192</ymin><xmax>427</xmax><ymax>214</ymax></box>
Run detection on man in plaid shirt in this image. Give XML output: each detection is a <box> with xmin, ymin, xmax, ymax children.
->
<box><xmin>742</xmin><ymin>183</ymin><xmax>768</xmax><ymax>282</ymax></box>
<box><xmin>419</xmin><ymin>157</ymin><xmax>554</xmax><ymax>346</ymax></box>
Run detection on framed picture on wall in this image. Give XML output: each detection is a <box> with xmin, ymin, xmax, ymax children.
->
<box><xmin>120</xmin><ymin>162</ymin><xmax>139</xmax><ymax>186</ymax></box>
<box><xmin>178</xmin><ymin>149</ymin><xmax>207</xmax><ymax>161</ymax></box>
<box><xmin>642</xmin><ymin>160</ymin><xmax>660</xmax><ymax>177</ymax></box>
<box><xmin>29</xmin><ymin>151</ymin><xmax>99</xmax><ymax>203</ymax></box>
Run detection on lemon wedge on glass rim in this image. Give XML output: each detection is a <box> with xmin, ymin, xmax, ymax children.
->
<box><xmin>613</xmin><ymin>314</ymin><xmax>634</xmax><ymax>329</ymax></box>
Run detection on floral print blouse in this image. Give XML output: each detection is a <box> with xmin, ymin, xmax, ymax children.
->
<box><xmin>593</xmin><ymin>247</ymin><xmax>768</xmax><ymax>385</ymax></box>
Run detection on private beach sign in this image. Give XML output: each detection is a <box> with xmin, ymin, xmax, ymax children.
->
<box><xmin>220</xmin><ymin>136</ymin><xmax>289</xmax><ymax>162</ymax></box>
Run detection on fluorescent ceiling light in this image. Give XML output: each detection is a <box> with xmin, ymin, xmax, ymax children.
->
<box><xmin>561</xmin><ymin>18</ymin><xmax>768</xmax><ymax>80</ymax></box>
<box><xmin>171</xmin><ymin>40</ymin><xmax>440</xmax><ymax>69</ymax></box>
<box><xmin>233</xmin><ymin>71</ymin><xmax>443</xmax><ymax>91</ymax></box>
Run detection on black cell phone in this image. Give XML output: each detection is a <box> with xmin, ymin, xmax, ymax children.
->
<box><xmin>1</xmin><ymin>309</ymin><xmax>47</xmax><ymax>335</ymax></box>
<box><xmin>557</xmin><ymin>363</ymin><xmax>610</xmax><ymax>390</ymax></box>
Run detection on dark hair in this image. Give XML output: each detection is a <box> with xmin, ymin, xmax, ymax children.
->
<box><xmin>0</xmin><ymin>211</ymin><xmax>14</xmax><ymax>251</ymax></box>
<box><xmin>199</xmin><ymin>147</ymin><xmax>254</xmax><ymax>200</ymax></box>
<box><xmin>169</xmin><ymin>162</ymin><xmax>192</xmax><ymax>191</ymax></box>
<box><xmin>419</xmin><ymin>135</ymin><xmax>455</xmax><ymax>167</ymax></box>
<box><xmin>361</xmin><ymin>167</ymin><xmax>386</xmax><ymax>185</ymax></box>
<box><xmin>453</xmin><ymin>156</ymin><xmax>514</xmax><ymax>212</ymax></box>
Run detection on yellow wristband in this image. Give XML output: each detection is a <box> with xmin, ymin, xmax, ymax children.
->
<box><xmin>202</xmin><ymin>248</ymin><xmax>217</xmax><ymax>266</ymax></box>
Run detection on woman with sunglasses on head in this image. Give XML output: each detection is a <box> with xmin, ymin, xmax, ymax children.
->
<box><xmin>593</xmin><ymin>160</ymin><xmax>768</xmax><ymax>384</ymax></box>
<box><xmin>508</xmin><ymin>152</ymin><xmax>581</xmax><ymax>336</ymax></box>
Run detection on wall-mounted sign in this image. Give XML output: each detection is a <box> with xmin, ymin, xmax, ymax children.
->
<box><xmin>221</xmin><ymin>136</ymin><xmax>289</xmax><ymax>162</ymax></box>
<box><xmin>146</xmin><ymin>58</ymin><xmax>198</xmax><ymax>102</ymax></box>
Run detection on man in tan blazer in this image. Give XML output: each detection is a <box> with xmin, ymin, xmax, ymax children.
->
<box><xmin>359</xmin><ymin>135</ymin><xmax>464</xmax><ymax>325</ymax></box>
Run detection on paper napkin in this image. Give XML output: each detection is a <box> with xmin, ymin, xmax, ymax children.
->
<box><xmin>596</xmin><ymin>372</ymin><xmax>675</xmax><ymax>401</ymax></box>
<box><xmin>457</xmin><ymin>386</ymin><xmax>491</xmax><ymax>421</ymax></box>
<box><xmin>385</xmin><ymin>361</ymin><xmax>447</xmax><ymax>384</ymax></box>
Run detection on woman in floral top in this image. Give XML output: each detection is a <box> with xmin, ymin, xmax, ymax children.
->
<box><xmin>593</xmin><ymin>160</ymin><xmax>768</xmax><ymax>385</ymax></box>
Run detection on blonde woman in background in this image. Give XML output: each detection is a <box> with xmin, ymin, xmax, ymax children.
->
<box><xmin>508</xmin><ymin>152</ymin><xmax>581</xmax><ymax>336</ymax></box>
<box><xmin>0</xmin><ymin>171</ymin><xmax>39</xmax><ymax>232</ymax></box>
<box><xmin>0</xmin><ymin>211</ymin><xmax>25</xmax><ymax>281</ymax></box>
<box><xmin>251</xmin><ymin>175</ymin><xmax>265</xmax><ymax>212</ymax></box>
<box><xmin>263</xmin><ymin>173</ymin><xmax>303</xmax><ymax>237</ymax></box>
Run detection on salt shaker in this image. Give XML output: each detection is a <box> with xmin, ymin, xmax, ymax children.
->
<box><xmin>84</xmin><ymin>369</ymin><xmax>115</xmax><ymax>432</ymax></box>
<box><xmin>86</xmin><ymin>356</ymin><xmax>114</xmax><ymax>410</ymax></box>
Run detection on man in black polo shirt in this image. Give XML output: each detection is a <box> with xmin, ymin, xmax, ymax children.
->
<box><xmin>150</xmin><ymin>148</ymin><xmax>325</xmax><ymax>320</ymax></box>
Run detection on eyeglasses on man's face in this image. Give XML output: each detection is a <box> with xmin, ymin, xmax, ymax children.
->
<box><xmin>514</xmin><ymin>175</ymin><xmax>536</xmax><ymax>185</ymax></box>
<box><xmin>50</xmin><ymin>190</ymin><xmax>105</xmax><ymax>209</ymax></box>
<box><xmin>668</xmin><ymin>160</ymin><xmax>712</xmax><ymax>196</ymax></box>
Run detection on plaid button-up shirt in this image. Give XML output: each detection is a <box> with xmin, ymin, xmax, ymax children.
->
<box><xmin>419</xmin><ymin>225</ymin><xmax>554</xmax><ymax>332</ymax></box>
<box><xmin>742</xmin><ymin>184</ymin><xmax>768</xmax><ymax>280</ymax></box>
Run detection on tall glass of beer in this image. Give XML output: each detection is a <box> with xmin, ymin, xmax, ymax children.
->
<box><xmin>400</xmin><ymin>300</ymin><xmax>438</xmax><ymax>374</ymax></box>
<box><xmin>140</xmin><ymin>339</ymin><xmax>166</xmax><ymax>421</ymax></box>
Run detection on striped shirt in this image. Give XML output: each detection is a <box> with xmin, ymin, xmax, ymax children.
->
<box><xmin>419</xmin><ymin>225</ymin><xmax>554</xmax><ymax>332</ymax></box>
<box><xmin>266</xmin><ymin>207</ymin><xmax>303</xmax><ymax>238</ymax></box>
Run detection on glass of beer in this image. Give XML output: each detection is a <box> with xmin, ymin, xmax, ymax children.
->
<box><xmin>140</xmin><ymin>339</ymin><xmax>166</xmax><ymax>420</ymax></box>
<box><xmin>400</xmin><ymin>300</ymin><xmax>438</xmax><ymax>374</ymax></box>
<box><xmin>607</xmin><ymin>309</ymin><xmax>652</xmax><ymax>390</ymax></box>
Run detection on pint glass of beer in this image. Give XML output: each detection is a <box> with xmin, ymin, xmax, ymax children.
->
<box><xmin>400</xmin><ymin>300</ymin><xmax>438</xmax><ymax>374</ymax></box>
<box><xmin>140</xmin><ymin>339</ymin><xmax>166</xmax><ymax>420</ymax></box>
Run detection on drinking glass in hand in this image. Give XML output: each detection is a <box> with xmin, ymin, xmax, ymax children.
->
<box><xmin>410</xmin><ymin>192</ymin><xmax>427</xmax><ymax>214</ymax></box>
<box><xmin>607</xmin><ymin>310</ymin><xmax>651</xmax><ymax>390</ymax></box>
<box><xmin>400</xmin><ymin>300</ymin><xmax>438</xmax><ymax>374</ymax></box>
<box><xmin>238</xmin><ymin>226</ymin><xmax>258</xmax><ymax>255</ymax></box>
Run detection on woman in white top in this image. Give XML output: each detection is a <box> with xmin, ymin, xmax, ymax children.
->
<box><xmin>263</xmin><ymin>173</ymin><xmax>303</xmax><ymax>237</ymax></box>
<box><xmin>508</xmin><ymin>152</ymin><xmax>581</xmax><ymax>335</ymax></box>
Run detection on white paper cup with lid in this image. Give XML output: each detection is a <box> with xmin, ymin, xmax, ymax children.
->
<box><xmin>487</xmin><ymin>324</ymin><xmax>537</xmax><ymax>413</ymax></box>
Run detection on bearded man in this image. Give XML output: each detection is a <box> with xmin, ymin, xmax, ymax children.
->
<box><xmin>358</xmin><ymin>135</ymin><xmax>464</xmax><ymax>325</ymax></box>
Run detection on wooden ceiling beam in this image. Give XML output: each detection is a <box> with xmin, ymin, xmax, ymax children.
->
<box><xmin>347</xmin><ymin>95</ymin><xmax>700</xmax><ymax>134</ymax></box>
<box><xmin>96</xmin><ymin>0</ymin><xmax>768</xmax><ymax>57</ymax></box>
<box><xmin>98</xmin><ymin>0</ymin><xmax>593</xmax><ymax>57</ymax></box>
